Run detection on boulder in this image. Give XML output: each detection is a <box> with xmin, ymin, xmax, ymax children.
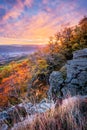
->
<box><xmin>62</xmin><ymin>48</ymin><xmax>87</xmax><ymax>97</ymax></box>
<box><xmin>0</xmin><ymin>105</ymin><xmax>27</xmax><ymax>129</ymax></box>
<box><xmin>0</xmin><ymin>122</ymin><xmax>8</xmax><ymax>130</ymax></box>
<box><xmin>25</xmin><ymin>99</ymin><xmax>54</xmax><ymax>115</ymax></box>
<box><xmin>73</xmin><ymin>48</ymin><xmax>87</xmax><ymax>59</ymax></box>
<box><xmin>48</xmin><ymin>48</ymin><xmax>87</xmax><ymax>98</ymax></box>
<box><xmin>48</xmin><ymin>71</ymin><xmax>64</xmax><ymax>99</ymax></box>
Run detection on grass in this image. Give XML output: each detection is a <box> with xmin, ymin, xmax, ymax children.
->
<box><xmin>12</xmin><ymin>96</ymin><xmax>87</xmax><ymax>130</ymax></box>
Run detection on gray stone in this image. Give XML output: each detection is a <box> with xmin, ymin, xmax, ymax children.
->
<box><xmin>62</xmin><ymin>85</ymin><xmax>78</xmax><ymax>97</ymax></box>
<box><xmin>0</xmin><ymin>99</ymin><xmax>54</xmax><ymax>129</ymax></box>
<box><xmin>73</xmin><ymin>48</ymin><xmax>87</xmax><ymax>59</ymax></box>
<box><xmin>0</xmin><ymin>104</ymin><xmax>27</xmax><ymax>130</ymax></box>
<box><xmin>62</xmin><ymin>48</ymin><xmax>87</xmax><ymax>97</ymax></box>
<box><xmin>77</xmin><ymin>71</ymin><xmax>87</xmax><ymax>86</ymax></box>
<box><xmin>24</xmin><ymin>103</ymin><xmax>33</xmax><ymax>112</ymax></box>
<box><xmin>49</xmin><ymin>71</ymin><xmax>64</xmax><ymax>85</ymax></box>
<box><xmin>71</xmin><ymin>79</ymin><xmax>79</xmax><ymax>85</ymax></box>
<box><xmin>0</xmin><ymin>123</ymin><xmax>8</xmax><ymax>130</ymax></box>
<box><xmin>48</xmin><ymin>71</ymin><xmax>64</xmax><ymax>98</ymax></box>
<box><xmin>48</xmin><ymin>48</ymin><xmax>87</xmax><ymax>98</ymax></box>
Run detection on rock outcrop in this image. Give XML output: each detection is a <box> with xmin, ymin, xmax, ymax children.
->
<box><xmin>12</xmin><ymin>96</ymin><xmax>87</xmax><ymax>130</ymax></box>
<box><xmin>0</xmin><ymin>99</ymin><xmax>54</xmax><ymax>130</ymax></box>
<box><xmin>48</xmin><ymin>71</ymin><xmax>64</xmax><ymax>99</ymax></box>
<box><xmin>49</xmin><ymin>48</ymin><xmax>87</xmax><ymax>98</ymax></box>
<box><xmin>0</xmin><ymin>105</ymin><xmax>27</xmax><ymax>130</ymax></box>
<box><xmin>62</xmin><ymin>48</ymin><xmax>87</xmax><ymax>96</ymax></box>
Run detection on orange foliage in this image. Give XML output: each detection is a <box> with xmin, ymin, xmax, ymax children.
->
<box><xmin>0</xmin><ymin>61</ymin><xmax>31</xmax><ymax>108</ymax></box>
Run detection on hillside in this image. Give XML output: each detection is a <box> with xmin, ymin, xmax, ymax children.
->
<box><xmin>0</xmin><ymin>45</ymin><xmax>40</xmax><ymax>65</ymax></box>
<box><xmin>0</xmin><ymin>48</ymin><xmax>87</xmax><ymax>130</ymax></box>
<box><xmin>0</xmin><ymin>17</ymin><xmax>87</xmax><ymax>130</ymax></box>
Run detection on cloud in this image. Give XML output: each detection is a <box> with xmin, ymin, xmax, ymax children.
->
<box><xmin>3</xmin><ymin>9</ymin><xmax>22</xmax><ymax>20</ymax></box>
<box><xmin>0</xmin><ymin>37</ymin><xmax>48</xmax><ymax>45</ymax></box>
<box><xmin>0</xmin><ymin>0</ymin><xmax>33</xmax><ymax>21</ymax></box>
<box><xmin>5</xmin><ymin>0</ymin><xmax>33</xmax><ymax>7</ymax></box>
<box><xmin>0</xmin><ymin>0</ymin><xmax>86</xmax><ymax>45</ymax></box>
<box><xmin>18</xmin><ymin>1</ymin><xmax>84</xmax><ymax>39</ymax></box>
<box><xmin>42</xmin><ymin>0</ymin><xmax>49</xmax><ymax>4</ymax></box>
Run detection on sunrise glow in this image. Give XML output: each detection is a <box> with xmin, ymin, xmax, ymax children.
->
<box><xmin>0</xmin><ymin>0</ymin><xmax>87</xmax><ymax>45</ymax></box>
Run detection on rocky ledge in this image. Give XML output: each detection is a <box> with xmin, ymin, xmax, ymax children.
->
<box><xmin>12</xmin><ymin>95</ymin><xmax>87</xmax><ymax>130</ymax></box>
<box><xmin>49</xmin><ymin>48</ymin><xmax>87</xmax><ymax>98</ymax></box>
<box><xmin>0</xmin><ymin>99</ymin><xmax>54</xmax><ymax>130</ymax></box>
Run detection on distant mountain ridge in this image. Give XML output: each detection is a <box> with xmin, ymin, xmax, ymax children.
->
<box><xmin>0</xmin><ymin>45</ymin><xmax>40</xmax><ymax>53</ymax></box>
<box><xmin>0</xmin><ymin>45</ymin><xmax>41</xmax><ymax>65</ymax></box>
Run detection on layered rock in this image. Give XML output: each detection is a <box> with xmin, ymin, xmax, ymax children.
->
<box><xmin>0</xmin><ymin>99</ymin><xmax>54</xmax><ymax>130</ymax></box>
<box><xmin>62</xmin><ymin>48</ymin><xmax>87</xmax><ymax>96</ymax></box>
<box><xmin>48</xmin><ymin>71</ymin><xmax>64</xmax><ymax>99</ymax></box>
<box><xmin>49</xmin><ymin>48</ymin><xmax>87</xmax><ymax>98</ymax></box>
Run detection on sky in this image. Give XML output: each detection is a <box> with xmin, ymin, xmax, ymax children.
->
<box><xmin>0</xmin><ymin>0</ymin><xmax>87</xmax><ymax>45</ymax></box>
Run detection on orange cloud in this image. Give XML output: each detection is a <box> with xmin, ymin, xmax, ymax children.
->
<box><xmin>0</xmin><ymin>37</ymin><xmax>48</xmax><ymax>45</ymax></box>
<box><xmin>20</xmin><ymin>2</ymin><xmax>83</xmax><ymax>40</ymax></box>
<box><xmin>0</xmin><ymin>0</ymin><xmax>86</xmax><ymax>45</ymax></box>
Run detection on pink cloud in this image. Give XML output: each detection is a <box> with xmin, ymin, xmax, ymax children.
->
<box><xmin>2</xmin><ymin>0</ymin><xmax>33</xmax><ymax>21</ymax></box>
<box><xmin>3</xmin><ymin>9</ymin><xmax>22</xmax><ymax>20</ymax></box>
<box><xmin>17</xmin><ymin>0</ymin><xmax>33</xmax><ymax>8</ymax></box>
<box><xmin>43</xmin><ymin>0</ymin><xmax>49</xmax><ymax>4</ymax></box>
<box><xmin>0</xmin><ymin>0</ymin><xmax>86</xmax><ymax>45</ymax></box>
<box><xmin>24</xmin><ymin>0</ymin><xmax>33</xmax><ymax>7</ymax></box>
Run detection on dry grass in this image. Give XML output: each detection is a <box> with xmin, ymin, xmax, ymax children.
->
<box><xmin>12</xmin><ymin>96</ymin><xmax>87</xmax><ymax>130</ymax></box>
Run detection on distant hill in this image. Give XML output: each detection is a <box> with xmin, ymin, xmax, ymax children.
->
<box><xmin>0</xmin><ymin>45</ymin><xmax>40</xmax><ymax>54</ymax></box>
<box><xmin>0</xmin><ymin>44</ymin><xmax>41</xmax><ymax>65</ymax></box>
